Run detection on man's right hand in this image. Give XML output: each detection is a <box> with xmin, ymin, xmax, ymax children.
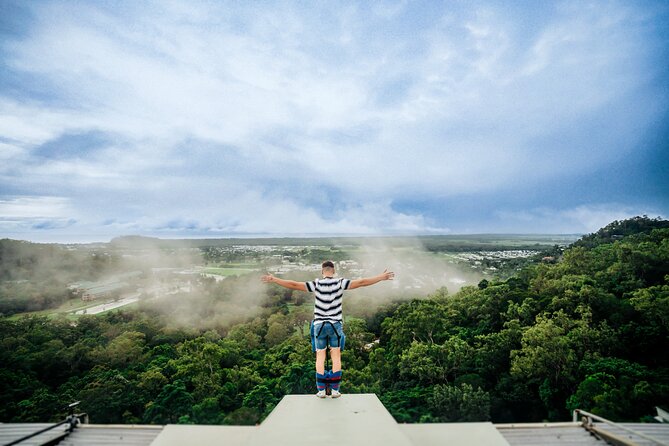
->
<box><xmin>380</xmin><ymin>269</ymin><xmax>395</xmax><ymax>281</ymax></box>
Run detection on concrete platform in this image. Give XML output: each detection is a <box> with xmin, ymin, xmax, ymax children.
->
<box><xmin>251</xmin><ymin>394</ymin><xmax>414</xmax><ymax>446</ymax></box>
<box><xmin>146</xmin><ymin>394</ymin><xmax>510</xmax><ymax>446</ymax></box>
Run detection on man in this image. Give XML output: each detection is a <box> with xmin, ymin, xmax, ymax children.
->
<box><xmin>261</xmin><ymin>261</ymin><xmax>394</xmax><ymax>398</ymax></box>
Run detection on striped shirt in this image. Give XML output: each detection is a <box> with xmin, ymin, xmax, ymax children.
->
<box><xmin>305</xmin><ymin>277</ymin><xmax>351</xmax><ymax>323</ymax></box>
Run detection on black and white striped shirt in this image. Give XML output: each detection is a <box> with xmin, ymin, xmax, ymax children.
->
<box><xmin>305</xmin><ymin>277</ymin><xmax>351</xmax><ymax>323</ymax></box>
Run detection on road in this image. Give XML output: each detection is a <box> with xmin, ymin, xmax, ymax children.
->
<box><xmin>73</xmin><ymin>285</ymin><xmax>191</xmax><ymax>315</ymax></box>
<box><xmin>74</xmin><ymin>292</ymin><xmax>140</xmax><ymax>315</ymax></box>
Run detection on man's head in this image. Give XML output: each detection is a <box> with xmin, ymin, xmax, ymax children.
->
<box><xmin>321</xmin><ymin>260</ymin><xmax>335</xmax><ymax>277</ymax></box>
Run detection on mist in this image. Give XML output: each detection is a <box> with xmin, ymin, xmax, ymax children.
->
<box><xmin>335</xmin><ymin>238</ymin><xmax>482</xmax><ymax>318</ymax></box>
<box><xmin>144</xmin><ymin>272</ymin><xmax>272</xmax><ymax>331</ymax></box>
<box><xmin>352</xmin><ymin>238</ymin><xmax>481</xmax><ymax>291</ymax></box>
<box><xmin>129</xmin><ymin>237</ymin><xmax>480</xmax><ymax>333</ymax></box>
<box><xmin>0</xmin><ymin>236</ymin><xmax>483</xmax><ymax>332</ymax></box>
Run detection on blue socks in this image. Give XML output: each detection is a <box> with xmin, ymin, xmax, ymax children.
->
<box><xmin>316</xmin><ymin>372</ymin><xmax>327</xmax><ymax>392</ymax></box>
<box><xmin>315</xmin><ymin>370</ymin><xmax>342</xmax><ymax>392</ymax></box>
<box><xmin>329</xmin><ymin>370</ymin><xmax>342</xmax><ymax>391</ymax></box>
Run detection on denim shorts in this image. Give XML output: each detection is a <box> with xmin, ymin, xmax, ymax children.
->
<box><xmin>310</xmin><ymin>320</ymin><xmax>346</xmax><ymax>352</ymax></box>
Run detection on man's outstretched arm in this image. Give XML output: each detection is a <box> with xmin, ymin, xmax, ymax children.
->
<box><xmin>261</xmin><ymin>273</ymin><xmax>308</xmax><ymax>291</ymax></box>
<box><xmin>348</xmin><ymin>269</ymin><xmax>395</xmax><ymax>290</ymax></box>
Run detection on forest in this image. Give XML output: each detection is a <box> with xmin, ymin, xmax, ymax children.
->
<box><xmin>0</xmin><ymin>216</ymin><xmax>668</xmax><ymax>425</ymax></box>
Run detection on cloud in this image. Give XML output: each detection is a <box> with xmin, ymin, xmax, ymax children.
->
<box><xmin>495</xmin><ymin>204</ymin><xmax>662</xmax><ymax>234</ymax></box>
<box><xmin>0</xmin><ymin>0</ymin><xmax>667</xmax><ymax>241</ymax></box>
<box><xmin>0</xmin><ymin>196</ymin><xmax>78</xmax><ymax>234</ymax></box>
<box><xmin>559</xmin><ymin>204</ymin><xmax>662</xmax><ymax>234</ymax></box>
<box><xmin>0</xmin><ymin>196</ymin><xmax>73</xmax><ymax>219</ymax></box>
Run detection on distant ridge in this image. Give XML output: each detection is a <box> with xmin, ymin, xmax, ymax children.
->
<box><xmin>110</xmin><ymin>235</ymin><xmax>164</xmax><ymax>248</ymax></box>
<box><xmin>102</xmin><ymin>234</ymin><xmax>580</xmax><ymax>250</ymax></box>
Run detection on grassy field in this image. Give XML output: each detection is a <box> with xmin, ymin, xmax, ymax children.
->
<box><xmin>220</xmin><ymin>263</ymin><xmax>261</xmax><ymax>268</ymax></box>
<box><xmin>202</xmin><ymin>267</ymin><xmax>258</xmax><ymax>277</ymax></box>
<box><xmin>8</xmin><ymin>297</ymin><xmax>100</xmax><ymax>320</ymax></box>
<box><xmin>418</xmin><ymin>234</ymin><xmax>579</xmax><ymax>252</ymax></box>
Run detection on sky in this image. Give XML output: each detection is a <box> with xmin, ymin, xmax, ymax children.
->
<box><xmin>0</xmin><ymin>0</ymin><xmax>668</xmax><ymax>243</ymax></box>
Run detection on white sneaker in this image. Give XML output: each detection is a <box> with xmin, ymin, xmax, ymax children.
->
<box><xmin>316</xmin><ymin>390</ymin><xmax>326</xmax><ymax>398</ymax></box>
<box><xmin>331</xmin><ymin>389</ymin><xmax>341</xmax><ymax>398</ymax></box>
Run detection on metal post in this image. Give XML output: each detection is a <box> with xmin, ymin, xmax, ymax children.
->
<box><xmin>4</xmin><ymin>402</ymin><xmax>85</xmax><ymax>446</ymax></box>
<box><xmin>574</xmin><ymin>409</ymin><xmax>667</xmax><ymax>446</ymax></box>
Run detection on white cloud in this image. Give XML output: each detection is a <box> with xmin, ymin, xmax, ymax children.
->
<box><xmin>0</xmin><ymin>100</ymin><xmax>78</xmax><ymax>146</ymax></box>
<box><xmin>495</xmin><ymin>204</ymin><xmax>661</xmax><ymax>234</ymax></box>
<box><xmin>0</xmin><ymin>1</ymin><xmax>666</xmax><ymax>240</ymax></box>
<box><xmin>559</xmin><ymin>205</ymin><xmax>659</xmax><ymax>234</ymax></box>
<box><xmin>0</xmin><ymin>196</ymin><xmax>79</xmax><ymax>237</ymax></box>
<box><xmin>0</xmin><ymin>196</ymin><xmax>72</xmax><ymax>219</ymax></box>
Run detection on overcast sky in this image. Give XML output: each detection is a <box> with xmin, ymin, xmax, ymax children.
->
<box><xmin>1</xmin><ymin>0</ymin><xmax>668</xmax><ymax>242</ymax></box>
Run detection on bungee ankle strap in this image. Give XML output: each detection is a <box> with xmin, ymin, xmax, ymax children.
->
<box><xmin>315</xmin><ymin>372</ymin><xmax>327</xmax><ymax>391</ymax></box>
<box><xmin>328</xmin><ymin>370</ymin><xmax>342</xmax><ymax>391</ymax></box>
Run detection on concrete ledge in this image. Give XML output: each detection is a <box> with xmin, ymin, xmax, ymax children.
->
<box><xmin>402</xmin><ymin>422</ymin><xmax>510</xmax><ymax>446</ymax></box>
<box><xmin>149</xmin><ymin>424</ymin><xmax>255</xmax><ymax>446</ymax></box>
<box><xmin>251</xmin><ymin>394</ymin><xmax>414</xmax><ymax>446</ymax></box>
<box><xmin>147</xmin><ymin>394</ymin><xmax>517</xmax><ymax>446</ymax></box>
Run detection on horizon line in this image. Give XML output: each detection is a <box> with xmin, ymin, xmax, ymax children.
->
<box><xmin>2</xmin><ymin>232</ymin><xmax>585</xmax><ymax>245</ymax></box>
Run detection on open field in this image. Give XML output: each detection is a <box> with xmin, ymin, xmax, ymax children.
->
<box><xmin>202</xmin><ymin>267</ymin><xmax>258</xmax><ymax>276</ymax></box>
<box><xmin>418</xmin><ymin>234</ymin><xmax>579</xmax><ymax>252</ymax></box>
<box><xmin>7</xmin><ymin>296</ymin><xmax>110</xmax><ymax>320</ymax></box>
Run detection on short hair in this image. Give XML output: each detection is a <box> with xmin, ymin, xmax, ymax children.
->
<box><xmin>322</xmin><ymin>260</ymin><xmax>335</xmax><ymax>270</ymax></box>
